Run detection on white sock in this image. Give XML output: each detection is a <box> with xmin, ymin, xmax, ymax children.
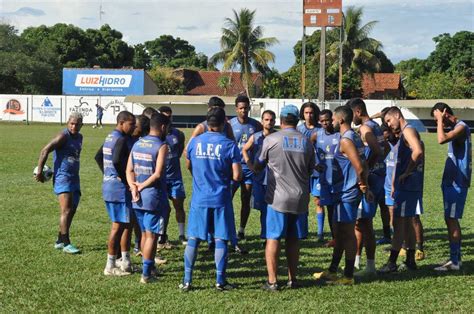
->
<box><xmin>366</xmin><ymin>259</ymin><xmax>376</xmax><ymax>271</ymax></box>
<box><xmin>106</xmin><ymin>254</ymin><xmax>116</xmax><ymax>270</ymax></box>
<box><xmin>354</xmin><ymin>255</ymin><xmax>361</xmax><ymax>269</ymax></box>
<box><xmin>239</xmin><ymin>227</ymin><xmax>245</xmax><ymax>234</ymax></box>
<box><xmin>121</xmin><ymin>251</ymin><xmax>131</xmax><ymax>264</ymax></box>
<box><xmin>178</xmin><ymin>223</ymin><xmax>185</xmax><ymax>237</ymax></box>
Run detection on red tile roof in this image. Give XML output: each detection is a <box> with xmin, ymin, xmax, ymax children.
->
<box><xmin>362</xmin><ymin>73</ymin><xmax>401</xmax><ymax>97</ymax></box>
<box><xmin>175</xmin><ymin>69</ymin><xmax>262</xmax><ymax>96</ymax></box>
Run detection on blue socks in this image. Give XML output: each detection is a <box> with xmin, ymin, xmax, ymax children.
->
<box><xmin>215</xmin><ymin>239</ymin><xmax>228</xmax><ymax>285</ymax></box>
<box><xmin>449</xmin><ymin>241</ymin><xmax>460</xmax><ymax>265</ymax></box>
<box><xmin>317</xmin><ymin>213</ymin><xmax>325</xmax><ymax>237</ymax></box>
<box><xmin>184</xmin><ymin>237</ymin><xmax>200</xmax><ymax>284</ymax></box>
<box><xmin>143</xmin><ymin>259</ymin><xmax>154</xmax><ymax>277</ymax></box>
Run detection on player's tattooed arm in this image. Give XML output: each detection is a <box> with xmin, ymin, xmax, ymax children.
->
<box><xmin>242</xmin><ymin>135</ymin><xmax>255</xmax><ymax>172</ymax></box>
<box><xmin>433</xmin><ymin>109</ymin><xmax>466</xmax><ymax>145</ymax></box>
<box><xmin>136</xmin><ymin>144</ymin><xmax>168</xmax><ymax>192</ymax></box>
<box><xmin>35</xmin><ymin>132</ymin><xmax>67</xmax><ymax>182</ymax></box>
<box><xmin>94</xmin><ymin>145</ymin><xmax>104</xmax><ymax>173</ymax></box>
<box><xmin>126</xmin><ymin>154</ymin><xmax>139</xmax><ymax>202</ymax></box>
<box><xmin>399</xmin><ymin>127</ymin><xmax>423</xmax><ymax>184</ymax></box>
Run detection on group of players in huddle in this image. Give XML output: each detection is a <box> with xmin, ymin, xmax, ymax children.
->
<box><xmin>35</xmin><ymin>95</ymin><xmax>471</xmax><ymax>290</ymax></box>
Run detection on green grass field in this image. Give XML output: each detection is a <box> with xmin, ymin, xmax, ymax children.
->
<box><xmin>0</xmin><ymin>122</ymin><xmax>473</xmax><ymax>312</ymax></box>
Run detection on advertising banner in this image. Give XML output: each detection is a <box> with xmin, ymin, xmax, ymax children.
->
<box><xmin>32</xmin><ymin>96</ymin><xmax>64</xmax><ymax>123</ymax></box>
<box><xmin>0</xmin><ymin>95</ymin><xmax>29</xmax><ymax>121</ymax></box>
<box><xmin>98</xmin><ymin>97</ymin><xmax>134</xmax><ymax>124</ymax></box>
<box><xmin>65</xmin><ymin>96</ymin><xmax>100</xmax><ymax>124</ymax></box>
<box><xmin>62</xmin><ymin>68</ymin><xmax>145</xmax><ymax>96</ymax></box>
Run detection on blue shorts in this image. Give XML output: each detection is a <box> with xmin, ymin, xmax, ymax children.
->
<box><xmin>394</xmin><ymin>190</ymin><xmax>422</xmax><ymax>217</ymax></box>
<box><xmin>442</xmin><ymin>185</ymin><xmax>468</xmax><ymax>219</ymax></box>
<box><xmin>134</xmin><ymin>209</ymin><xmax>165</xmax><ymax>234</ymax></box>
<box><xmin>187</xmin><ymin>201</ymin><xmax>236</xmax><ymax>241</ymax></box>
<box><xmin>311</xmin><ymin>177</ymin><xmax>321</xmax><ymax>197</ymax></box>
<box><xmin>358</xmin><ymin>175</ymin><xmax>385</xmax><ymax>219</ymax></box>
<box><xmin>252</xmin><ymin>183</ymin><xmax>267</xmax><ymax>211</ymax></box>
<box><xmin>105</xmin><ymin>201</ymin><xmax>130</xmax><ymax>223</ymax></box>
<box><xmin>233</xmin><ymin>168</ymin><xmax>254</xmax><ymax>187</ymax></box>
<box><xmin>56</xmin><ymin>190</ymin><xmax>81</xmax><ymax>209</ymax></box>
<box><xmin>334</xmin><ymin>198</ymin><xmax>360</xmax><ymax>223</ymax></box>
<box><xmin>385</xmin><ymin>190</ymin><xmax>394</xmax><ymax>206</ymax></box>
<box><xmin>167</xmin><ymin>178</ymin><xmax>186</xmax><ymax>199</ymax></box>
<box><xmin>265</xmin><ymin>205</ymin><xmax>308</xmax><ymax>240</ymax></box>
<box><xmin>319</xmin><ymin>185</ymin><xmax>335</xmax><ymax>206</ymax></box>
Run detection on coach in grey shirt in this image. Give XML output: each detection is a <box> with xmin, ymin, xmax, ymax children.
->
<box><xmin>250</xmin><ymin>104</ymin><xmax>315</xmax><ymax>291</ymax></box>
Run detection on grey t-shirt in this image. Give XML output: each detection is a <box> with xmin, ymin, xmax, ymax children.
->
<box><xmin>258</xmin><ymin>127</ymin><xmax>315</xmax><ymax>214</ymax></box>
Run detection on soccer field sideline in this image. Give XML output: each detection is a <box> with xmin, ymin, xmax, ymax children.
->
<box><xmin>0</xmin><ymin>122</ymin><xmax>473</xmax><ymax>312</ymax></box>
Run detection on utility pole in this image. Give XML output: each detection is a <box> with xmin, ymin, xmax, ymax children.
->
<box><xmin>318</xmin><ymin>26</ymin><xmax>326</xmax><ymax>105</ymax></box>
<box><xmin>301</xmin><ymin>26</ymin><xmax>306</xmax><ymax>102</ymax></box>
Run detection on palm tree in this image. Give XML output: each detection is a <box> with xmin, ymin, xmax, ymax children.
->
<box><xmin>327</xmin><ymin>6</ymin><xmax>382</xmax><ymax>76</ymax></box>
<box><xmin>210</xmin><ymin>8</ymin><xmax>278</xmax><ymax>97</ymax></box>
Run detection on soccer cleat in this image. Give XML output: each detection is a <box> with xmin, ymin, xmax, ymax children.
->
<box><xmin>324</xmin><ymin>239</ymin><xmax>336</xmax><ymax>248</ymax></box>
<box><xmin>140</xmin><ymin>275</ymin><xmax>157</xmax><ymax>284</ymax></box>
<box><xmin>54</xmin><ymin>242</ymin><xmax>64</xmax><ymax>250</ymax></box>
<box><xmin>434</xmin><ymin>260</ymin><xmax>460</xmax><ymax>271</ymax></box>
<box><xmin>313</xmin><ymin>271</ymin><xmax>338</xmax><ymax>282</ymax></box>
<box><xmin>376</xmin><ymin>237</ymin><xmax>391</xmax><ymax>245</ymax></box>
<box><xmin>398</xmin><ymin>262</ymin><xmax>417</xmax><ymax>272</ymax></box>
<box><xmin>104</xmin><ymin>267</ymin><xmax>131</xmax><ymax>276</ymax></box>
<box><xmin>63</xmin><ymin>244</ymin><xmax>80</xmax><ymax>254</ymax></box>
<box><xmin>415</xmin><ymin>249</ymin><xmax>425</xmax><ymax>261</ymax></box>
<box><xmin>398</xmin><ymin>248</ymin><xmax>406</xmax><ymax>257</ymax></box>
<box><xmin>377</xmin><ymin>262</ymin><xmax>398</xmax><ymax>274</ymax></box>
<box><xmin>215</xmin><ymin>281</ymin><xmax>235</xmax><ymax>291</ymax></box>
<box><xmin>286</xmin><ymin>280</ymin><xmax>299</xmax><ymax>289</ymax></box>
<box><xmin>179</xmin><ymin>235</ymin><xmax>188</xmax><ymax>246</ymax></box>
<box><xmin>233</xmin><ymin>243</ymin><xmax>249</xmax><ymax>255</ymax></box>
<box><xmin>155</xmin><ymin>256</ymin><xmax>167</xmax><ymax>265</ymax></box>
<box><xmin>179</xmin><ymin>282</ymin><xmax>192</xmax><ymax>292</ymax></box>
<box><xmin>261</xmin><ymin>281</ymin><xmax>279</xmax><ymax>292</ymax></box>
<box><xmin>354</xmin><ymin>268</ymin><xmax>376</xmax><ymax>278</ymax></box>
<box><xmin>327</xmin><ymin>276</ymin><xmax>354</xmax><ymax>286</ymax></box>
<box><xmin>157</xmin><ymin>240</ymin><xmax>173</xmax><ymax>250</ymax></box>
<box><xmin>237</xmin><ymin>231</ymin><xmax>245</xmax><ymax>240</ymax></box>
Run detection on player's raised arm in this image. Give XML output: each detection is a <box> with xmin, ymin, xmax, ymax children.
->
<box><xmin>36</xmin><ymin>132</ymin><xmax>67</xmax><ymax>182</ymax></box>
<box><xmin>433</xmin><ymin>109</ymin><xmax>466</xmax><ymax>144</ymax></box>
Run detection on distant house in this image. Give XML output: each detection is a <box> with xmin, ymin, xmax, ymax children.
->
<box><xmin>173</xmin><ymin>69</ymin><xmax>263</xmax><ymax>97</ymax></box>
<box><xmin>362</xmin><ymin>73</ymin><xmax>404</xmax><ymax>99</ymax></box>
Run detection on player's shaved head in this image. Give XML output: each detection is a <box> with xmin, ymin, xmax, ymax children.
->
<box><xmin>207</xmin><ymin>107</ymin><xmax>226</xmax><ymax>128</ymax></box>
<box><xmin>142</xmin><ymin>107</ymin><xmax>158</xmax><ymax>119</ymax></box>
<box><xmin>116</xmin><ymin>111</ymin><xmax>135</xmax><ymax>124</ymax></box>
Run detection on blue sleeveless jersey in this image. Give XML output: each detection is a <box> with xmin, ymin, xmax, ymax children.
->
<box><xmin>165</xmin><ymin>127</ymin><xmax>184</xmax><ymax>180</ymax></box>
<box><xmin>363</xmin><ymin>119</ymin><xmax>386</xmax><ymax>177</ymax></box>
<box><xmin>297</xmin><ymin>123</ymin><xmax>320</xmax><ymax>177</ymax></box>
<box><xmin>315</xmin><ymin>129</ymin><xmax>341</xmax><ymax>188</ymax></box>
<box><xmin>53</xmin><ymin>129</ymin><xmax>82</xmax><ymax>192</ymax></box>
<box><xmin>230</xmin><ymin>117</ymin><xmax>261</xmax><ymax>167</ymax></box>
<box><xmin>102</xmin><ymin>130</ymin><xmax>127</xmax><ymax>202</ymax></box>
<box><xmin>187</xmin><ymin>131</ymin><xmax>241</xmax><ymax>208</ymax></box>
<box><xmin>131</xmin><ymin>135</ymin><xmax>168</xmax><ymax>211</ymax></box>
<box><xmin>384</xmin><ymin>141</ymin><xmax>399</xmax><ymax>193</ymax></box>
<box><xmin>252</xmin><ymin>130</ymin><xmax>268</xmax><ymax>185</ymax></box>
<box><xmin>442</xmin><ymin>120</ymin><xmax>472</xmax><ymax>188</ymax></box>
<box><xmin>333</xmin><ymin>129</ymin><xmax>365</xmax><ymax>202</ymax></box>
<box><xmin>394</xmin><ymin>125</ymin><xmax>424</xmax><ymax>192</ymax></box>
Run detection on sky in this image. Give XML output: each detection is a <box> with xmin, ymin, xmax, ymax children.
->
<box><xmin>1</xmin><ymin>0</ymin><xmax>473</xmax><ymax>72</ymax></box>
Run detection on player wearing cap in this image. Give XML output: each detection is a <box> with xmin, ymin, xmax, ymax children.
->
<box><xmin>431</xmin><ymin>103</ymin><xmax>471</xmax><ymax>271</ymax></box>
<box><xmin>253</xmin><ymin>105</ymin><xmax>314</xmax><ymax>291</ymax></box>
<box><xmin>180</xmin><ymin>107</ymin><xmax>242</xmax><ymax>291</ymax></box>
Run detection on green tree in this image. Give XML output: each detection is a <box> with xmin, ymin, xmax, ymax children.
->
<box><xmin>147</xmin><ymin>66</ymin><xmax>185</xmax><ymax>95</ymax></box>
<box><xmin>210</xmin><ymin>8</ymin><xmax>278</xmax><ymax>97</ymax></box>
<box><xmin>410</xmin><ymin>72</ymin><xmax>471</xmax><ymax>99</ymax></box>
<box><xmin>132</xmin><ymin>44</ymin><xmax>151</xmax><ymax>69</ymax></box>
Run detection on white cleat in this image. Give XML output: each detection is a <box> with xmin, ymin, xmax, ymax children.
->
<box><xmin>434</xmin><ymin>260</ymin><xmax>460</xmax><ymax>271</ymax></box>
<box><xmin>103</xmin><ymin>267</ymin><xmax>131</xmax><ymax>276</ymax></box>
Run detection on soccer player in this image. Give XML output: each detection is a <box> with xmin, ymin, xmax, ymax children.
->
<box><xmin>314</xmin><ymin>105</ymin><xmax>372</xmax><ymax>285</ymax></box>
<box><xmin>347</xmin><ymin>98</ymin><xmax>386</xmax><ymax>276</ymax></box>
<box><xmin>298</xmin><ymin>102</ymin><xmax>325</xmax><ymax>242</ymax></box>
<box><xmin>158</xmin><ymin>106</ymin><xmax>187</xmax><ymax>246</ymax></box>
<box><xmin>242</xmin><ymin>110</ymin><xmax>277</xmax><ymax>239</ymax></box>
<box><xmin>431</xmin><ymin>103</ymin><xmax>471</xmax><ymax>271</ymax></box>
<box><xmin>35</xmin><ymin>113</ymin><xmax>83</xmax><ymax>254</ymax></box>
<box><xmin>180</xmin><ymin>107</ymin><xmax>242</xmax><ymax>291</ymax></box>
<box><xmin>189</xmin><ymin>96</ymin><xmax>235</xmax><ymax>141</ymax></box>
<box><xmin>100</xmin><ymin>111</ymin><xmax>136</xmax><ymax>276</ymax></box>
<box><xmin>93</xmin><ymin>103</ymin><xmax>104</xmax><ymax>129</ymax></box>
<box><xmin>142</xmin><ymin>107</ymin><xmax>158</xmax><ymax>119</ymax></box>
<box><xmin>230</xmin><ymin>95</ymin><xmax>262</xmax><ymax>240</ymax></box>
<box><xmin>378</xmin><ymin>107</ymin><xmax>424</xmax><ymax>273</ymax></box>
<box><xmin>126</xmin><ymin>112</ymin><xmax>170</xmax><ymax>283</ymax></box>
<box><xmin>252</xmin><ymin>105</ymin><xmax>314</xmax><ymax>291</ymax></box>
<box><xmin>311</xmin><ymin>109</ymin><xmax>340</xmax><ymax>248</ymax></box>
<box><xmin>382</xmin><ymin>124</ymin><xmax>397</xmax><ymax>239</ymax></box>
